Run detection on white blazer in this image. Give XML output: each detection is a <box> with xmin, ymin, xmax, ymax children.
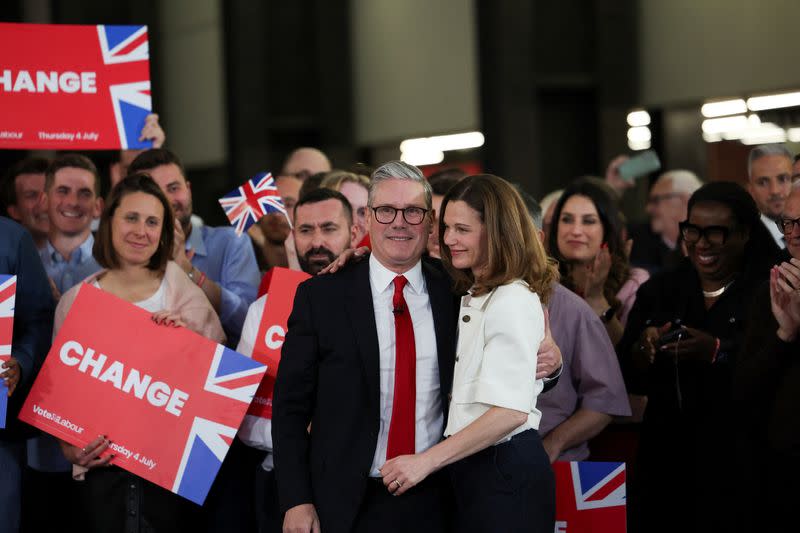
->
<box><xmin>444</xmin><ymin>279</ymin><xmax>545</xmax><ymax>441</ymax></box>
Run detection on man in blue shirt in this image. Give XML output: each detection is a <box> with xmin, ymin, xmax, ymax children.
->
<box><xmin>25</xmin><ymin>154</ymin><xmax>104</xmax><ymax>532</ymax></box>
<box><xmin>39</xmin><ymin>154</ymin><xmax>103</xmax><ymax>298</ymax></box>
<box><xmin>128</xmin><ymin>148</ymin><xmax>259</xmax><ymax>347</ymax></box>
<box><xmin>0</xmin><ymin>216</ymin><xmax>55</xmax><ymax>532</ymax></box>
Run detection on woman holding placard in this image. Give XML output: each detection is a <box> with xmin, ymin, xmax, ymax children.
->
<box><xmin>54</xmin><ymin>173</ymin><xmax>223</xmax><ymax>532</ymax></box>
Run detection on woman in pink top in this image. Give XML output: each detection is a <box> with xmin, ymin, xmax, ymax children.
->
<box><xmin>55</xmin><ymin>173</ymin><xmax>224</xmax><ymax>533</ymax></box>
<box><xmin>547</xmin><ymin>177</ymin><xmax>649</xmax><ymax>346</ymax></box>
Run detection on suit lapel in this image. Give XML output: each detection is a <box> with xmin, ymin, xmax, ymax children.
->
<box><xmin>422</xmin><ymin>260</ymin><xmax>457</xmax><ymax>404</ymax></box>
<box><xmin>343</xmin><ymin>260</ymin><xmax>381</xmax><ymax>405</ymax></box>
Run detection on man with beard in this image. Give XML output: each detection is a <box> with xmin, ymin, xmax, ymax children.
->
<box><xmin>1</xmin><ymin>157</ymin><xmax>50</xmax><ymax>250</ymax></box>
<box><xmin>237</xmin><ymin>187</ymin><xmax>358</xmax><ymax>532</ymax></box>
<box><xmin>128</xmin><ymin>148</ymin><xmax>259</xmax><ymax>348</ymax></box>
<box><xmin>747</xmin><ymin>144</ymin><xmax>793</xmax><ymax>250</ymax></box>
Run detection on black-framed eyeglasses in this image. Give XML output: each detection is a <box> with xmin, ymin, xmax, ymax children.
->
<box><xmin>679</xmin><ymin>221</ymin><xmax>732</xmax><ymax>246</ymax></box>
<box><xmin>370</xmin><ymin>205</ymin><xmax>429</xmax><ymax>225</ymax></box>
<box><xmin>777</xmin><ymin>216</ymin><xmax>800</xmax><ymax>235</ymax></box>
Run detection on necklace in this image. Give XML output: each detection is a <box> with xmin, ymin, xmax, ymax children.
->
<box><xmin>702</xmin><ymin>280</ymin><xmax>734</xmax><ymax>298</ymax></box>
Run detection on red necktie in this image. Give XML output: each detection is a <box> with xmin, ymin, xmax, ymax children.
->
<box><xmin>386</xmin><ymin>275</ymin><xmax>416</xmax><ymax>459</ymax></box>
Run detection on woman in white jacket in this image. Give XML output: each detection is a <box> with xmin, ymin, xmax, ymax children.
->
<box><xmin>380</xmin><ymin>174</ymin><xmax>558</xmax><ymax>533</ymax></box>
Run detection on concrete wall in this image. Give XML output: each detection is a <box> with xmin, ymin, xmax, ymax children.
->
<box><xmin>158</xmin><ymin>0</ymin><xmax>227</xmax><ymax>167</ymax></box>
<box><xmin>640</xmin><ymin>0</ymin><xmax>799</xmax><ymax>106</ymax></box>
<box><xmin>351</xmin><ymin>0</ymin><xmax>479</xmax><ymax>145</ymax></box>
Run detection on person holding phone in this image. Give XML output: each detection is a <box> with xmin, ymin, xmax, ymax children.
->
<box><xmin>618</xmin><ymin>182</ymin><xmax>778</xmax><ymax>533</ymax></box>
<box><xmin>547</xmin><ymin>177</ymin><xmax>649</xmax><ymax>346</ymax></box>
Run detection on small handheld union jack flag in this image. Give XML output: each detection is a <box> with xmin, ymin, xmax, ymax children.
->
<box><xmin>218</xmin><ymin>172</ymin><xmax>289</xmax><ymax>236</ymax></box>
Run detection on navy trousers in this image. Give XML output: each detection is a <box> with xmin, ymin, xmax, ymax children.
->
<box><xmin>449</xmin><ymin>429</ymin><xmax>555</xmax><ymax>533</ymax></box>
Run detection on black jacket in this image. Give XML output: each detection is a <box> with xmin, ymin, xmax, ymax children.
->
<box><xmin>272</xmin><ymin>257</ymin><xmax>458</xmax><ymax>532</ymax></box>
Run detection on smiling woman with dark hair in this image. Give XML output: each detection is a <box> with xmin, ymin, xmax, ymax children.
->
<box><xmin>548</xmin><ymin>177</ymin><xmax>649</xmax><ymax>345</ymax></box>
<box><xmin>618</xmin><ymin>181</ymin><xmax>779</xmax><ymax>533</ymax></box>
<box><xmin>53</xmin><ymin>173</ymin><xmax>225</xmax><ymax>533</ymax></box>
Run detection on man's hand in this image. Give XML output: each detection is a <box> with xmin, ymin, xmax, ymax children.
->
<box><xmin>172</xmin><ymin>218</ymin><xmax>195</xmax><ymax>273</ymax></box>
<box><xmin>139</xmin><ymin>113</ymin><xmax>166</xmax><ymax>148</ymax></box>
<box><xmin>285</xmin><ymin>233</ymin><xmax>302</xmax><ymax>272</ymax></box>
<box><xmin>48</xmin><ymin>277</ymin><xmax>62</xmax><ymax>302</ymax></box>
<box><xmin>1</xmin><ymin>357</ymin><xmax>21</xmax><ymax>396</ymax></box>
<box><xmin>283</xmin><ymin>503</ymin><xmax>321</xmax><ymax>533</ymax></box>
<box><xmin>536</xmin><ymin>308</ymin><xmax>562</xmax><ymax>379</ymax></box>
<box><xmin>605</xmin><ymin>154</ymin><xmax>633</xmax><ymax>193</ymax></box>
<box><xmin>60</xmin><ymin>435</ymin><xmax>113</xmax><ymax>469</ymax></box>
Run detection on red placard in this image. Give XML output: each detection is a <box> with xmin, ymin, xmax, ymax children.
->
<box><xmin>247</xmin><ymin>267</ymin><xmax>310</xmax><ymax>418</ymax></box>
<box><xmin>0</xmin><ymin>23</ymin><xmax>152</xmax><ymax>149</ymax></box>
<box><xmin>18</xmin><ymin>284</ymin><xmax>266</xmax><ymax>504</ymax></box>
<box><xmin>0</xmin><ymin>275</ymin><xmax>17</xmax><ymax>428</ymax></box>
<box><xmin>553</xmin><ymin>461</ymin><xmax>627</xmax><ymax>533</ymax></box>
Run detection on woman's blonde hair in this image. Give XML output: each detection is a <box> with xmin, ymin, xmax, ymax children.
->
<box><xmin>439</xmin><ymin>174</ymin><xmax>558</xmax><ymax>302</ymax></box>
<box><xmin>319</xmin><ymin>171</ymin><xmax>370</xmax><ymax>193</ymax></box>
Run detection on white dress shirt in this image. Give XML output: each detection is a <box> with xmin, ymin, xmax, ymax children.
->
<box><xmin>236</xmin><ymin>294</ymin><xmax>275</xmax><ymax>471</ymax></box>
<box><xmin>368</xmin><ymin>254</ymin><xmax>442</xmax><ymax>476</ymax></box>
<box><xmin>762</xmin><ymin>213</ymin><xmax>786</xmax><ymax>249</ymax></box>
<box><xmin>444</xmin><ymin>280</ymin><xmax>544</xmax><ymax>442</ymax></box>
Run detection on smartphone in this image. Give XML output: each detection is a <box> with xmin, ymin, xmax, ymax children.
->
<box><xmin>618</xmin><ymin>150</ymin><xmax>661</xmax><ymax>182</ymax></box>
<box><xmin>659</xmin><ymin>326</ymin><xmax>691</xmax><ymax>345</ymax></box>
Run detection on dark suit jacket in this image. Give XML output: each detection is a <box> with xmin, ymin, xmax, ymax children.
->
<box><xmin>0</xmin><ymin>217</ymin><xmax>54</xmax><ymax>440</ymax></box>
<box><xmin>272</xmin><ymin>257</ymin><xmax>458</xmax><ymax>532</ymax></box>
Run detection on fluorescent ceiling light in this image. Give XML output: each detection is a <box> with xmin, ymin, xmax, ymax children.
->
<box><xmin>747</xmin><ymin>91</ymin><xmax>800</xmax><ymax>111</ymax></box>
<box><xmin>702</xmin><ymin>115</ymin><xmax>749</xmax><ymax>134</ymax></box>
<box><xmin>400</xmin><ymin>147</ymin><xmax>444</xmax><ymax>166</ymax></box>
<box><xmin>787</xmin><ymin>128</ymin><xmax>800</xmax><ymax>142</ymax></box>
<box><xmin>720</xmin><ymin>122</ymin><xmax>780</xmax><ymax>141</ymax></box>
<box><xmin>626</xmin><ymin>126</ymin><xmax>651</xmax><ymax>143</ymax></box>
<box><xmin>400</xmin><ymin>131</ymin><xmax>485</xmax><ymax>154</ymax></box>
<box><xmin>627</xmin><ymin>139</ymin><xmax>651</xmax><ymax>151</ymax></box>
<box><xmin>701</xmin><ymin>99</ymin><xmax>747</xmax><ymax>118</ymax></box>
<box><xmin>741</xmin><ymin>130</ymin><xmax>788</xmax><ymax>145</ymax></box>
<box><xmin>626</xmin><ymin>110</ymin><xmax>650</xmax><ymax>127</ymax></box>
<box><xmin>702</xmin><ymin>132</ymin><xmax>723</xmax><ymax>143</ymax></box>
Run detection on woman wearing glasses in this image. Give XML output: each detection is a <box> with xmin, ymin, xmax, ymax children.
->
<box><xmin>618</xmin><ymin>182</ymin><xmax>778</xmax><ymax>533</ymax></box>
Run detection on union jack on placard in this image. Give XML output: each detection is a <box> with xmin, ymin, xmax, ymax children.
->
<box><xmin>96</xmin><ymin>25</ymin><xmax>152</xmax><ymax>150</ymax></box>
<box><xmin>0</xmin><ymin>274</ymin><xmax>17</xmax><ymax>429</ymax></box>
<box><xmin>0</xmin><ymin>275</ymin><xmax>16</xmax><ymax>359</ymax></box>
<box><xmin>171</xmin><ymin>344</ymin><xmax>266</xmax><ymax>504</ymax></box>
<box><xmin>571</xmin><ymin>461</ymin><xmax>626</xmax><ymax>510</ymax></box>
<box><xmin>218</xmin><ymin>173</ymin><xmax>289</xmax><ymax>236</ymax></box>
<box><xmin>204</xmin><ymin>345</ymin><xmax>267</xmax><ymax>403</ymax></box>
<box><xmin>173</xmin><ymin>416</ymin><xmax>238</xmax><ymax>504</ymax></box>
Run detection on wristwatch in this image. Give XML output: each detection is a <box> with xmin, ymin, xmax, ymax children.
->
<box><xmin>600</xmin><ymin>307</ymin><xmax>615</xmax><ymax>323</ymax></box>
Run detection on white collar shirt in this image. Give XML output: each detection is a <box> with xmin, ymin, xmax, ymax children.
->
<box><xmin>762</xmin><ymin>213</ymin><xmax>786</xmax><ymax>249</ymax></box>
<box><xmin>368</xmin><ymin>254</ymin><xmax>442</xmax><ymax>476</ymax></box>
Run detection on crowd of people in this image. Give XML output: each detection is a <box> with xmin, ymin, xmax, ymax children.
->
<box><xmin>1</xmin><ymin>115</ymin><xmax>800</xmax><ymax>533</ymax></box>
